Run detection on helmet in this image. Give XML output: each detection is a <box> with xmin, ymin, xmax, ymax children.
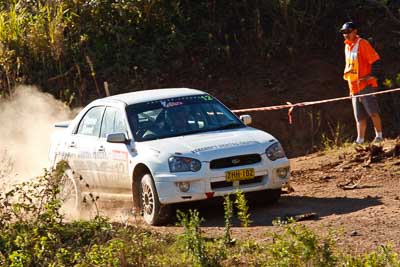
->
<box><xmin>339</xmin><ymin>22</ymin><xmax>357</xmax><ymax>33</ymax></box>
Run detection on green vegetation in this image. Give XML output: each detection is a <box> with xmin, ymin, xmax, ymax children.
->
<box><xmin>1</xmin><ymin>0</ymin><xmax>399</xmax><ymax>100</ymax></box>
<box><xmin>176</xmin><ymin>209</ymin><xmax>225</xmax><ymax>266</ymax></box>
<box><xmin>176</xmin><ymin>209</ymin><xmax>209</xmax><ymax>266</ymax></box>
<box><xmin>321</xmin><ymin>122</ymin><xmax>350</xmax><ymax>150</ymax></box>
<box><xmin>383</xmin><ymin>72</ymin><xmax>400</xmax><ymax>90</ymax></box>
<box><xmin>0</xmin><ymin>165</ymin><xmax>398</xmax><ymax>266</ymax></box>
<box><xmin>234</xmin><ymin>189</ymin><xmax>252</xmax><ymax>227</ymax></box>
<box><xmin>223</xmin><ymin>194</ymin><xmax>233</xmax><ymax>245</ymax></box>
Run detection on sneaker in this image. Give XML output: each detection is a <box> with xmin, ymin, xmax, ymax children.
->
<box><xmin>373</xmin><ymin>137</ymin><xmax>383</xmax><ymax>143</ymax></box>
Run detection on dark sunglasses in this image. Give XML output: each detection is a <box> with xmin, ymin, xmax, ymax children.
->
<box><xmin>341</xmin><ymin>29</ymin><xmax>354</xmax><ymax>34</ymax></box>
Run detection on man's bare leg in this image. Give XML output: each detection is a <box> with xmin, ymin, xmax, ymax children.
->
<box><xmin>356</xmin><ymin>118</ymin><xmax>367</xmax><ymax>143</ymax></box>
<box><xmin>370</xmin><ymin>113</ymin><xmax>382</xmax><ymax>135</ymax></box>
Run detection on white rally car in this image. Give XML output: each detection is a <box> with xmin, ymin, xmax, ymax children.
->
<box><xmin>49</xmin><ymin>88</ymin><xmax>290</xmax><ymax>225</ymax></box>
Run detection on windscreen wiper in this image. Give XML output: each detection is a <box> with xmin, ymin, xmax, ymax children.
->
<box><xmin>213</xmin><ymin>123</ymin><xmax>243</xmax><ymax>131</ymax></box>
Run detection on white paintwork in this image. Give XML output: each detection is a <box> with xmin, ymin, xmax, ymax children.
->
<box><xmin>103</xmin><ymin>88</ymin><xmax>204</xmax><ymax>105</ymax></box>
<box><xmin>49</xmin><ymin>88</ymin><xmax>290</xmax><ymax>205</ymax></box>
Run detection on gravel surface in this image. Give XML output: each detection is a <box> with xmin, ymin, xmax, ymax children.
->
<box><xmin>99</xmin><ymin>139</ymin><xmax>400</xmax><ymax>254</ymax></box>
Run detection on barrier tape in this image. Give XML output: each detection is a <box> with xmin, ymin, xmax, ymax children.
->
<box><xmin>231</xmin><ymin>87</ymin><xmax>400</xmax><ymax>124</ymax></box>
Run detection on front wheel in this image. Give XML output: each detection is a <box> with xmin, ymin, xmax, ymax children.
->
<box><xmin>140</xmin><ymin>174</ymin><xmax>171</xmax><ymax>225</ymax></box>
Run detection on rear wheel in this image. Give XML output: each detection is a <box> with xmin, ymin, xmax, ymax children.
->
<box><xmin>59</xmin><ymin>169</ymin><xmax>81</xmax><ymax>217</ymax></box>
<box><xmin>140</xmin><ymin>174</ymin><xmax>171</xmax><ymax>225</ymax></box>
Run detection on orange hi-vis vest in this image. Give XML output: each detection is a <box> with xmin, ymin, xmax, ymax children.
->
<box><xmin>343</xmin><ymin>38</ymin><xmax>361</xmax><ymax>84</ymax></box>
<box><xmin>343</xmin><ymin>36</ymin><xmax>380</xmax><ymax>95</ymax></box>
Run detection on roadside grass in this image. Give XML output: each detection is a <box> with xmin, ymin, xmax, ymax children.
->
<box><xmin>320</xmin><ymin>122</ymin><xmax>351</xmax><ymax>151</ymax></box>
<box><xmin>0</xmin><ymin>165</ymin><xmax>399</xmax><ymax>266</ymax></box>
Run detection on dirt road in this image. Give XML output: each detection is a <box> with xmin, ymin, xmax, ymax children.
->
<box><xmin>99</xmin><ymin>140</ymin><xmax>400</xmax><ymax>254</ymax></box>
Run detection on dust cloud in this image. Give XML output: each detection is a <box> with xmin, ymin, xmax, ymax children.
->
<box><xmin>0</xmin><ymin>85</ymin><xmax>76</xmax><ymax>190</ymax></box>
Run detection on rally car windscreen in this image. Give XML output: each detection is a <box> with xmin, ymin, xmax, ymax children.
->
<box><xmin>126</xmin><ymin>94</ymin><xmax>245</xmax><ymax>141</ymax></box>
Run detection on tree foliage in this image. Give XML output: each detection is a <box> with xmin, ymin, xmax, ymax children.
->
<box><xmin>1</xmin><ymin>0</ymin><xmax>399</xmax><ymax>103</ymax></box>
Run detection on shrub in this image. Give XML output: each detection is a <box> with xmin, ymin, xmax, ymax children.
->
<box><xmin>223</xmin><ymin>194</ymin><xmax>233</xmax><ymax>245</ymax></box>
<box><xmin>176</xmin><ymin>209</ymin><xmax>210</xmax><ymax>266</ymax></box>
<box><xmin>264</xmin><ymin>222</ymin><xmax>338</xmax><ymax>266</ymax></box>
<box><xmin>342</xmin><ymin>244</ymin><xmax>399</xmax><ymax>267</ymax></box>
<box><xmin>234</xmin><ymin>189</ymin><xmax>252</xmax><ymax>227</ymax></box>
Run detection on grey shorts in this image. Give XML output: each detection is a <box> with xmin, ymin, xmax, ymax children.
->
<box><xmin>352</xmin><ymin>86</ymin><xmax>380</xmax><ymax>122</ymax></box>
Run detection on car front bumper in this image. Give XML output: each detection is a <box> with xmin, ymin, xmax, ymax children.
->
<box><xmin>154</xmin><ymin>159</ymin><xmax>290</xmax><ymax>205</ymax></box>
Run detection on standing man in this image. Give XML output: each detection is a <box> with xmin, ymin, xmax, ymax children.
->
<box><xmin>340</xmin><ymin>22</ymin><xmax>383</xmax><ymax>144</ymax></box>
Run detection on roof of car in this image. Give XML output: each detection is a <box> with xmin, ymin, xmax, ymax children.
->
<box><xmin>101</xmin><ymin>88</ymin><xmax>206</xmax><ymax>105</ymax></box>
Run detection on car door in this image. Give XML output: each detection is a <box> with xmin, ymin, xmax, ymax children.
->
<box><xmin>68</xmin><ymin>106</ymin><xmax>105</xmax><ymax>189</ymax></box>
<box><xmin>96</xmin><ymin>107</ymin><xmax>130</xmax><ymax>191</ymax></box>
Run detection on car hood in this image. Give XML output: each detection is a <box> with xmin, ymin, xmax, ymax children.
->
<box><xmin>142</xmin><ymin>127</ymin><xmax>277</xmax><ymax>161</ymax></box>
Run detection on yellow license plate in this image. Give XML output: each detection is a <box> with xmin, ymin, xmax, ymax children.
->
<box><xmin>225</xmin><ymin>168</ymin><xmax>255</xmax><ymax>182</ymax></box>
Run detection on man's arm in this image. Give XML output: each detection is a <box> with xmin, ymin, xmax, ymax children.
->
<box><xmin>358</xmin><ymin>39</ymin><xmax>381</xmax><ymax>82</ymax></box>
<box><xmin>360</xmin><ymin>59</ymin><xmax>382</xmax><ymax>82</ymax></box>
<box><xmin>371</xmin><ymin>59</ymin><xmax>381</xmax><ymax>79</ymax></box>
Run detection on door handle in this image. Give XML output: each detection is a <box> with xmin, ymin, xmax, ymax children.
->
<box><xmin>69</xmin><ymin>141</ymin><xmax>76</xmax><ymax>148</ymax></box>
<box><xmin>98</xmin><ymin>145</ymin><xmax>105</xmax><ymax>152</ymax></box>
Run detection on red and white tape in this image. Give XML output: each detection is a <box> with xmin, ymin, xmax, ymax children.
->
<box><xmin>232</xmin><ymin>87</ymin><xmax>400</xmax><ymax>124</ymax></box>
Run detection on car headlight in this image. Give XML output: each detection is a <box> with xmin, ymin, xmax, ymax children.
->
<box><xmin>265</xmin><ymin>142</ymin><xmax>286</xmax><ymax>161</ymax></box>
<box><xmin>168</xmin><ymin>156</ymin><xmax>201</xmax><ymax>172</ymax></box>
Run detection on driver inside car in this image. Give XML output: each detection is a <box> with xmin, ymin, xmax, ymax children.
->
<box><xmin>166</xmin><ymin>106</ymin><xmax>195</xmax><ymax>134</ymax></box>
<box><xmin>136</xmin><ymin>105</ymin><xmax>197</xmax><ymax>140</ymax></box>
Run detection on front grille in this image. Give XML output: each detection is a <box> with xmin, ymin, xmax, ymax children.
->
<box><xmin>210</xmin><ymin>154</ymin><xmax>262</xmax><ymax>169</ymax></box>
<box><xmin>211</xmin><ymin>176</ymin><xmax>263</xmax><ymax>190</ymax></box>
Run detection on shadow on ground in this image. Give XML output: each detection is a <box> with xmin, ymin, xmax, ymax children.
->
<box><xmin>170</xmin><ymin>195</ymin><xmax>382</xmax><ymax>227</ymax></box>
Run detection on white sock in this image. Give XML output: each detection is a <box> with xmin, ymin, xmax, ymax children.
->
<box><xmin>375</xmin><ymin>132</ymin><xmax>383</xmax><ymax>138</ymax></box>
<box><xmin>356</xmin><ymin>137</ymin><xmax>364</xmax><ymax>144</ymax></box>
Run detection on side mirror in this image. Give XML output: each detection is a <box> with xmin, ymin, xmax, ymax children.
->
<box><xmin>107</xmin><ymin>133</ymin><xmax>129</xmax><ymax>144</ymax></box>
<box><xmin>239</xmin><ymin>114</ymin><xmax>252</xmax><ymax>125</ymax></box>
